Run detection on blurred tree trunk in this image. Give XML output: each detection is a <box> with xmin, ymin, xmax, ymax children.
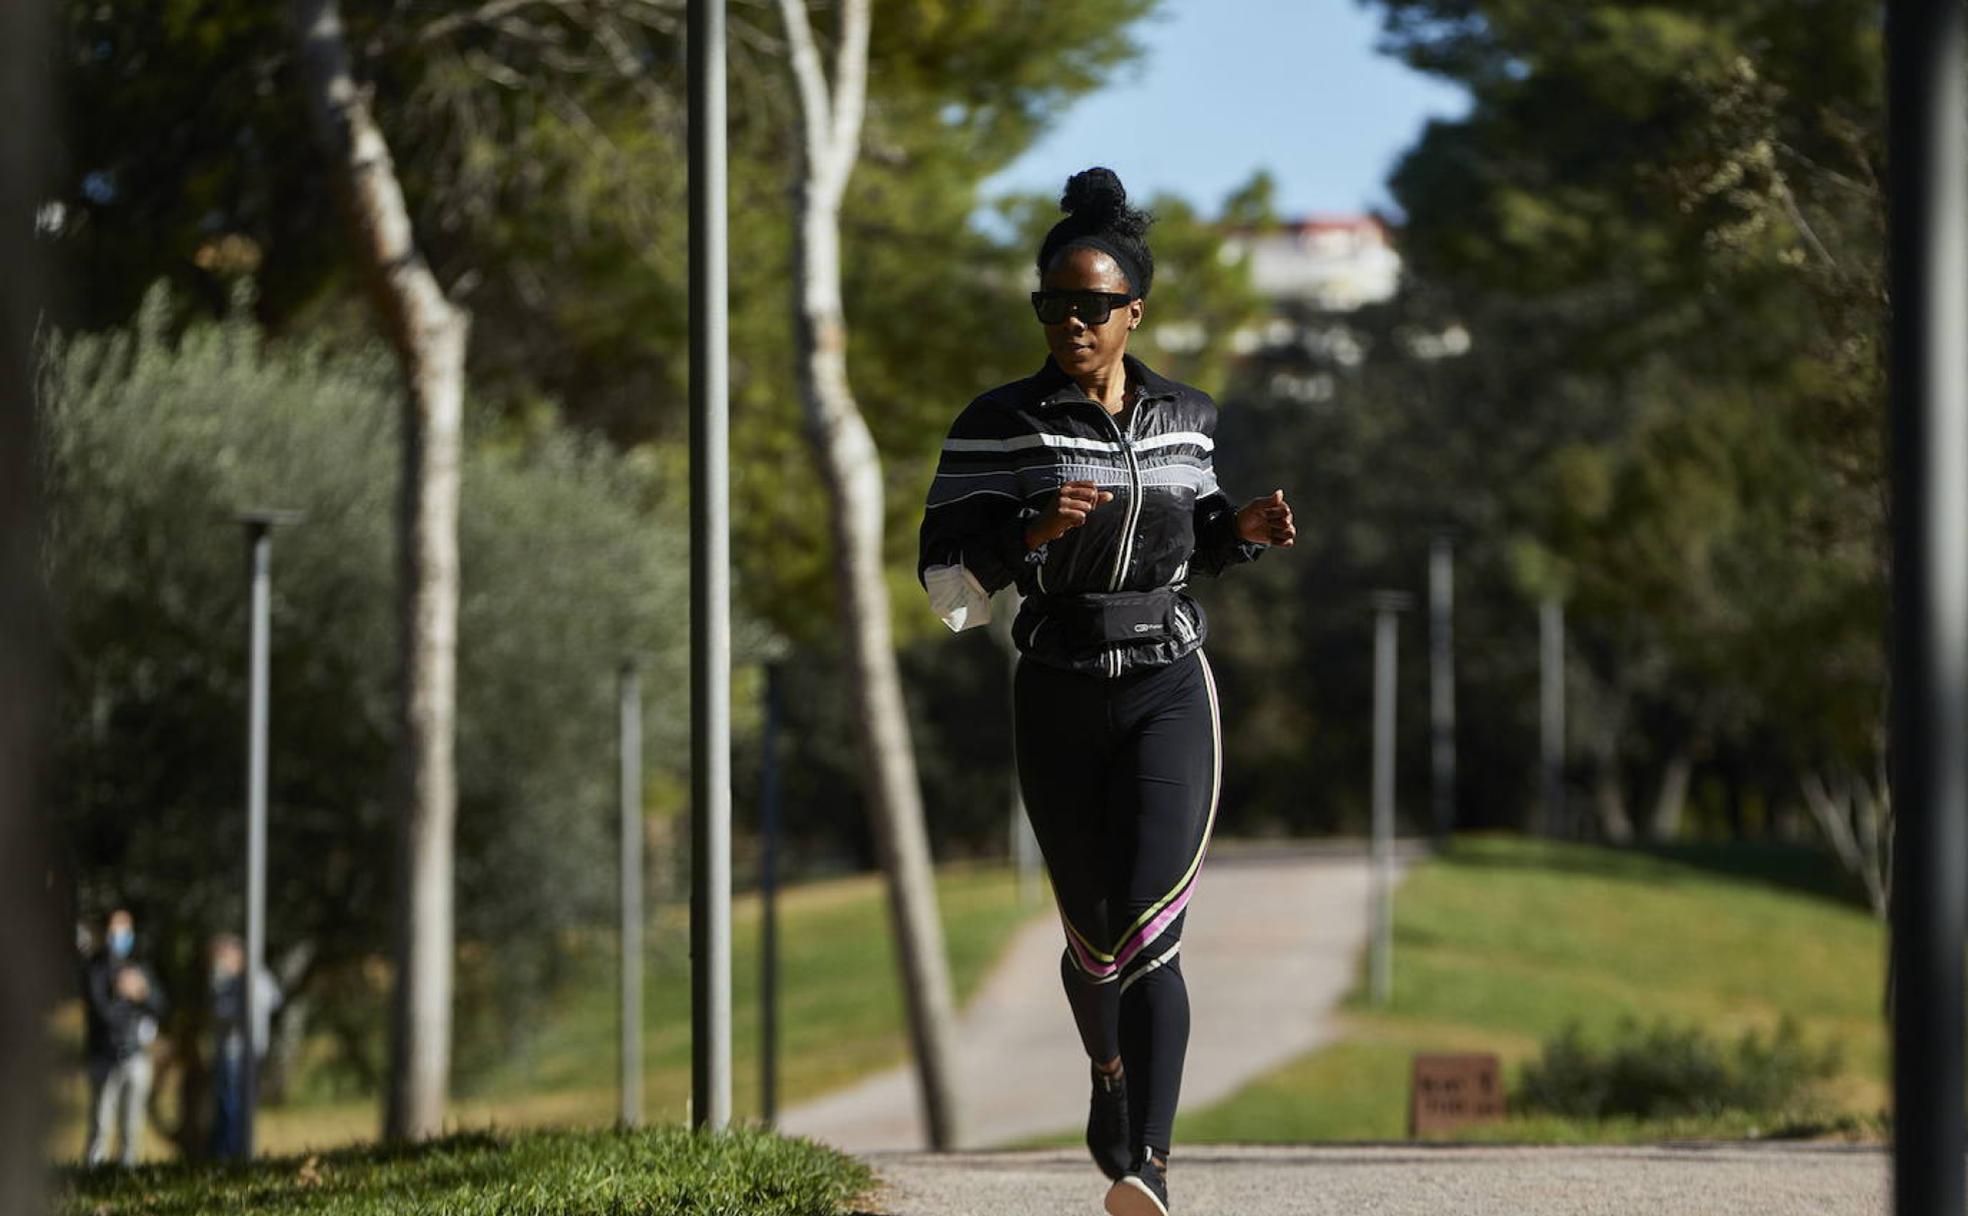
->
<box><xmin>291</xmin><ymin>0</ymin><xmax>468</xmax><ymax>1141</ymax></box>
<box><xmin>155</xmin><ymin>1022</ymin><xmax>213</xmax><ymax>1159</ymax></box>
<box><xmin>1645</xmin><ymin>747</ymin><xmax>1694</xmax><ymax>842</ymax></box>
<box><xmin>1585</xmin><ymin>700</ymin><xmax>1635</xmax><ymax>844</ymax></box>
<box><xmin>1723</xmin><ymin>754</ymin><xmax>1746</xmax><ymax>840</ymax></box>
<box><xmin>259</xmin><ymin>941</ymin><xmax>318</xmax><ymax>1104</ymax></box>
<box><xmin>774</xmin><ymin>0</ymin><xmax>962</xmax><ymax>1149</ymax></box>
<box><xmin>1590</xmin><ymin>765</ymin><xmax>1634</xmax><ymax>844</ymax></box>
<box><xmin>1801</xmin><ymin>759</ymin><xmax>1891</xmax><ymax>918</ymax></box>
<box><xmin>1</xmin><ymin>0</ymin><xmax>55</xmax><ymax>1203</ymax></box>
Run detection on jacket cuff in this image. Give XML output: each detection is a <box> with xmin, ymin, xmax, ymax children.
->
<box><xmin>1200</xmin><ymin>506</ymin><xmax>1265</xmax><ymax>568</ymax></box>
<box><xmin>964</xmin><ymin>514</ymin><xmax>1042</xmax><ymax>594</ymax></box>
<box><xmin>1005</xmin><ymin>515</ymin><xmax>1054</xmax><ymax>574</ymax></box>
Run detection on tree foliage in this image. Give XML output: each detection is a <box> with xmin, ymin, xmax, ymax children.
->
<box><xmin>1280</xmin><ymin>0</ymin><xmax>1888</xmax><ymax>847</ymax></box>
<box><xmin>41</xmin><ymin>287</ymin><xmax>691</xmax><ymax>1105</ymax></box>
<box><xmin>49</xmin><ymin>0</ymin><xmax>1900</xmax><ymax>875</ymax></box>
<box><xmin>1157</xmin><ymin>0</ymin><xmax>1890</xmax><ymax>860</ymax></box>
<box><xmin>52</xmin><ymin>0</ymin><xmax>1172</xmax><ymax>635</ymax></box>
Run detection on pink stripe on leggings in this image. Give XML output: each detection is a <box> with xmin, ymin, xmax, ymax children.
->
<box><xmin>1060</xmin><ymin>869</ymin><xmax>1200</xmax><ymax>980</ymax></box>
<box><xmin>1109</xmin><ymin>874</ymin><xmax>1198</xmax><ymax>972</ymax></box>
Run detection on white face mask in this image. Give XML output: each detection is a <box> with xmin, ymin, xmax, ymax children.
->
<box><xmin>107</xmin><ymin>927</ymin><xmax>134</xmax><ymax>958</ymax></box>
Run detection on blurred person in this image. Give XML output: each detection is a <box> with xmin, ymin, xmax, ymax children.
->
<box><xmin>917</xmin><ymin>167</ymin><xmax>1294</xmax><ymax>1216</ymax></box>
<box><xmin>80</xmin><ymin>908</ymin><xmax>167</xmax><ymax>1167</ymax></box>
<box><xmin>206</xmin><ymin>933</ymin><xmax>281</xmax><ymax>1160</ymax></box>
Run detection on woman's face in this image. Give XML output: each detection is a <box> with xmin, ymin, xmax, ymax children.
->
<box><xmin>1039</xmin><ymin>247</ymin><xmax>1144</xmax><ymax>380</ymax></box>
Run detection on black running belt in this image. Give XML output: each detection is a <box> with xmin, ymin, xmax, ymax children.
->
<box><xmin>1027</xmin><ymin>588</ymin><xmax>1181</xmax><ymax>645</ymax></box>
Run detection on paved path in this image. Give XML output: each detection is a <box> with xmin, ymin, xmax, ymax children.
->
<box><xmin>783</xmin><ymin>846</ymin><xmax>1408</xmax><ymax>1152</ymax></box>
<box><xmin>854</xmin><ymin>1143</ymin><xmax>1889</xmax><ymax>1215</ymax></box>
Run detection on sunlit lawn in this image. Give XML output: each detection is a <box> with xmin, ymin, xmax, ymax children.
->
<box><xmin>54</xmin><ymin>1125</ymin><xmax>872</xmax><ymax>1216</ymax></box>
<box><xmin>48</xmin><ymin>864</ymin><xmax>1042</xmax><ymax>1160</ymax></box>
<box><xmin>468</xmin><ymin>863</ymin><xmax>1036</xmax><ymax>1122</ymax></box>
<box><xmin>1178</xmin><ymin>833</ymin><xmax>1889</xmax><ymax>1143</ymax></box>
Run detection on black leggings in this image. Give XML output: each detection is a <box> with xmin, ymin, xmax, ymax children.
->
<box><xmin>1012</xmin><ymin>648</ymin><xmax>1221</xmax><ymax>1158</ymax></box>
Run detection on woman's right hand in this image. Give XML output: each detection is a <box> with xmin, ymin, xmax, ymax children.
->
<box><xmin>1026</xmin><ymin>479</ymin><xmax>1113</xmax><ymax>549</ymax></box>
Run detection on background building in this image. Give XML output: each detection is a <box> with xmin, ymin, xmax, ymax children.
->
<box><xmin>1229</xmin><ymin>215</ymin><xmax>1402</xmax><ymax>313</ymax></box>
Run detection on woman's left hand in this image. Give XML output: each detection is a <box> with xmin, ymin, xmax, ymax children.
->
<box><xmin>1236</xmin><ymin>489</ymin><xmax>1295</xmax><ymax>547</ymax></box>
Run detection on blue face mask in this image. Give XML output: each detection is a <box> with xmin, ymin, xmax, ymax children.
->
<box><xmin>107</xmin><ymin>927</ymin><xmax>134</xmax><ymax>958</ymax></box>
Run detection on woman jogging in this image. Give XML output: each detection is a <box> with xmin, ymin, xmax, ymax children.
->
<box><xmin>917</xmin><ymin>166</ymin><xmax>1294</xmax><ymax>1216</ymax></box>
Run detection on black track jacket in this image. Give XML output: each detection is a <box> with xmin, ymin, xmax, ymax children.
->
<box><xmin>917</xmin><ymin>353</ymin><xmax>1263</xmax><ymax>677</ymax></box>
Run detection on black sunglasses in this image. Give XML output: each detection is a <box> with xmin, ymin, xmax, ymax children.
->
<box><xmin>1030</xmin><ymin>290</ymin><xmax>1134</xmax><ymax>326</ymax></box>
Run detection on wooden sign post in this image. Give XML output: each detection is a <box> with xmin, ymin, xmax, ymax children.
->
<box><xmin>1409</xmin><ymin>1052</ymin><xmax>1505</xmax><ymax>1137</ymax></box>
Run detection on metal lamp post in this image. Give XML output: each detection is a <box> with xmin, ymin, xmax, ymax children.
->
<box><xmin>1538</xmin><ymin>594</ymin><xmax>1566</xmax><ymax>839</ymax></box>
<box><xmin>1428</xmin><ymin>532</ymin><xmax>1458</xmax><ymax>842</ymax></box>
<box><xmin>1886</xmin><ymin>2</ymin><xmax>1967</xmax><ymax>1211</ymax></box>
<box><xmin>759</xmin><ymin>662</ymin><xmax>783</xmax><ymax>1126</ymax></box>
<box><xmin>1368</xmin><ymin>590</ymin><xmax>1412</xmax><ymax>1007</ymax></box>
<box><xmin>619</xmin><ymin>661</ymin><xmax>643</xmax><ymax>1128</ymax></box>
<box><xmin>988</xmin><ymin>589</ymin><xmax>1042</xmax><ymax>905</ymax></box>
<box><xmin>688</xmin><ymin>0</ymin><xmax>734</xmax><ymax>1131</ymax></box>
<box><xmin>236</xmin><ymin>508</ymin><xmax>301</xmax><ymax>1158</ymax></box>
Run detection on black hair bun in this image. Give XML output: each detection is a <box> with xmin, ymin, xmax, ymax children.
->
<box><xmin>1061</xmin><ymin>167</ymin><xmax>1150</xmax><ymax>238</ymax></box>
<box><xmin>1061</xmin><ymin>167</ymin><xmax>1128</xmax><ymax>222</ymax></box>
<box><xmin>1039</xmin><ymin>165</ymin><xmax>1157</xmax><ymax>296</ymax></box>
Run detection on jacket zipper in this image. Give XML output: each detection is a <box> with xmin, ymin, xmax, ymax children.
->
<box><xmin>1098</xmin><ymin>395</ymin><xmax>1146</xmax><ymax>593</ymax></box>
<box><xmin>1092</xmin><ymin>392</ymin><xmax>1146</xmax><ymax>677</ymax></box>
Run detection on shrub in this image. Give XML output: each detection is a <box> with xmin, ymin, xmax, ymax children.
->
<box><xmin>1514</xmin><ymin>1014</ymin><xmax>1842</xmax><ymax>1121</ymax></box>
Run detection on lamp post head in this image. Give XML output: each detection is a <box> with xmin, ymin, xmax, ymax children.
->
<box><xmin>235</xmin><ymin>509</ymin><xmax>305</xmax><ymax>533</ymax></box>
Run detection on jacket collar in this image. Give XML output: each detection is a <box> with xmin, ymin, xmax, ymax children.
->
<box><xmin>1030</xmin><ymin>352</ymin><xmax>1182</xmax><ymax>410</ymax></box>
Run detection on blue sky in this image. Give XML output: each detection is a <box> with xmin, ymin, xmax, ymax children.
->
<box><xmin>982</xmin><ymin>0</ymin><xmax>1470</xmax><ymax>221</ymax></box>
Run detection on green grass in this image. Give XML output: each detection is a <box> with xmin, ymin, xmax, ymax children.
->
<box><xmin>1177</xmin><ymin>833</ymin><xmax>1888</xmax><ymax>1144</ymax></box>
<box><xmin>469</xmin><ymin>863</ymin><xmax>1036</xmax><ymax>1122</ymax></box>
<box><xmin>53</xmin><ymin>1125</ymin><xmax>873</xmax><ymax>1216</ymax></box>
<box><xmin>49</xmin><ymin>864</ymin><xmax>1042</xmax><ymax>1159</ymax></box>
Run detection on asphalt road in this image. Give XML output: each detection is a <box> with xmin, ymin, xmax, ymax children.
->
<box><xmin>854</xmin><ymin>1143</ymin><xmax>1889</xmax><ymax>1216</ymax></box>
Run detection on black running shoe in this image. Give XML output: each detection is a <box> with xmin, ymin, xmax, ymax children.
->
<box><xmin>1104</xmin><ymin>1152</ymin><xmax>1169</xmax><ymax>1216</ymax></box>
<box><xmin>1086</xmin><ymin>1062</ymin><xmax>1130</xmax><ymax>1181</ymax></box>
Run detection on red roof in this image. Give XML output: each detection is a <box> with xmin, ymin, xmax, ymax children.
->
<box><xmin>1286</xmin><ymin>214</ymin><xmax>1394</xmax><ymax>239</ymax></box>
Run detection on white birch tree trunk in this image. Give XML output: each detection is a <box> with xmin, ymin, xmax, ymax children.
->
<box><xmin>775</xmin><ymin>0</ymin><xmax>963</xmax><ymax>1149</ymax></box>
<box><xmin>291</xmin><ymin>0</ymin><xmax>469</xmax><ymax>1141</ymax></box>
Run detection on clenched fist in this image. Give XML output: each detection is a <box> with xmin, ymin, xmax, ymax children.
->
<box><xmin>114</xmin><ymin>967</ymin><xmax>149</xmax><ymax>1002</ymax></box>
<box><xmin>1025</xmin><ymin>479</ymin><xmax>1114</xmax><ymax>549</ymax></box>
<box><xmin>1236</xmin><ymin>489</ymin><xmax>1296</xmax><ymax>548</ymax></box>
